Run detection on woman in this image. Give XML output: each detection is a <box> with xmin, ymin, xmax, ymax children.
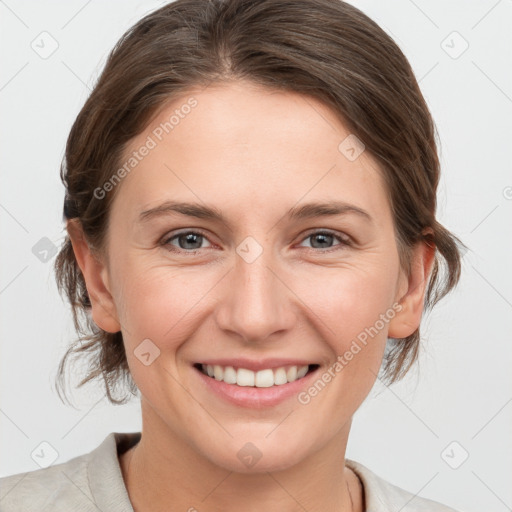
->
<box><xmin>0</xmin><ymin>0</ymin><xmax>465</xmax><ymax>510</ymax></box>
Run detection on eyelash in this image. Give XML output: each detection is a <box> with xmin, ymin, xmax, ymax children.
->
<box><xmin>161</xmin><ymin>229</ymin><xmax>352</xmax><ymax>255</ymax></box>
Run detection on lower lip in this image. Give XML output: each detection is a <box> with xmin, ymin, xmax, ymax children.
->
<box><xmin>193</xmin><ymin>365</ymin><xmax>320</xmax><ymax>409</ymax></box>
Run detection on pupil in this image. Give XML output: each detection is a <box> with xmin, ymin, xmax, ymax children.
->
<box><xmin>177</xmin><ymin>233</ymin><xmax>333</xmax><ymax>250</ymax></box>
<box><xmin>312</xmin><ymin>233</ymin><xmax>332</xmax><ymax>248</ymax></box>
<box><xmin>180</xmin><ymin>233</ymin><xmax>202</xmax><ymax>249</ymax></box>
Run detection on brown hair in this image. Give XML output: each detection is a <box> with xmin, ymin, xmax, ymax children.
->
<box><xmin>54</xmin><ymin>0</ymin><xmax>465</xmax><ymax>404</ymax></box>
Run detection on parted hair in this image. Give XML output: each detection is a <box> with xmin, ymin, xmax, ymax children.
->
<box><xmin>54</xmin><ymin>0</ymin><xmax>465</xmax><ymax>404</ymax></box>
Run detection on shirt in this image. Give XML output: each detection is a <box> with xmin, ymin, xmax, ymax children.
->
<box><xmin>0</xmin><ymin>432</ymin><xmax>461</xmax><ymax>511</ymax></box>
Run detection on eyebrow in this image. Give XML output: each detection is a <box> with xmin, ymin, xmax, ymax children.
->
<box><xmin>137</xmin><ymin>200</ymin><xmax>372</xmax><ymax>225</ymax></box>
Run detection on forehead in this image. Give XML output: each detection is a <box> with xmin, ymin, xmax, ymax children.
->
<box><xmin>110</xmin><ymin>80</ymin><xmax>388</xmax><ymax>223</ymax></box>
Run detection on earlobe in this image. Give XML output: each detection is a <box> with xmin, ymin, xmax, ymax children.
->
<box><xmin>66</xmin><ymin>220</ymin><xmax>121</xmax><ymax>334</ymax></box>
<box><xmin>388</xmin><ymin>237</ymin><xmax>436</xmax><ymax>339</ymax></box>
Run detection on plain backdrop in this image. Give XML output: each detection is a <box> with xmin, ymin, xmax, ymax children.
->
<box><xmin>1</xmin><ymin>1</ymin><xmax>511</xmax><ymax>511</ymax></box>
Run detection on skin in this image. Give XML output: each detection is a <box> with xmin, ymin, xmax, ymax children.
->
<box><xmin>68</xmin><ymin>79</ymin><xmax>435</xmax><ymax>512</ymax></box>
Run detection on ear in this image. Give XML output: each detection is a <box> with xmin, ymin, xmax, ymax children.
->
<box><xmin>388</xmin><ymin>233</ymin><xmax>436</xmax><ymax>339</ymax></box>
<box><xmin>66</xmin><ymin>219</ymin><xmax>121</xmax><ymax>333</ymax></box>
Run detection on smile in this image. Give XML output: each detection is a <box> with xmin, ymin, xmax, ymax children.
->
<box><xmin>194</xmin><ymin>363</ymin><xmax>319</xmax><ymax>387</ymax></box>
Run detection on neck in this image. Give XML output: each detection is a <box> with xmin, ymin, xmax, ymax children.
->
<box><xmin>120</xmin><ymin>401</ymin><xmax>363</xmax><ymax>512</ymax></box>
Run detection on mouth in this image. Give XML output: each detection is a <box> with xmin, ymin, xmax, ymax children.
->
<box><xmin>192</xmin><ymin>361</ymin><xmax>322</xmax><ymax>408</ymax></box>
<box><xmin>193</xmin><ymin>363</ymin><xmax>320</xmax><ymax>388</ymax></box>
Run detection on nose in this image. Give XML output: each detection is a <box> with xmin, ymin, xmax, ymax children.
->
<box><xmin>214</xmin><ymin>244</ymin><xmax>297</xmax><ymax>344</ymax></box>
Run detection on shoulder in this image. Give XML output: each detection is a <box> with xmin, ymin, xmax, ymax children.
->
<box><xmin>0</xmin><ymin>432</ymin><xmax>139</xmax><ymax>512</ymax></box>
<box><xmin>346</xmin><ymin>459</ymin><xmax>462</xmax><ymax>512</ymax></box>
<box><xmin>0</xmin><ymin>448</ymin><xmax>91</xmax><ymax>512</ymax></box>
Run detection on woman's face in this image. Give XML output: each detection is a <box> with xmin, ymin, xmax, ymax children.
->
<box><xmin>83</xmin><ymin>80</ymin><xmax>422</xmax><ymax>472</ymax></box>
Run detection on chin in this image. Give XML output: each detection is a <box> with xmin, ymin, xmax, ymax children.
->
<box><xmin>196</xmin><ymin>433</ymin><xmax>314</xmax><ymax>474</ymax></box>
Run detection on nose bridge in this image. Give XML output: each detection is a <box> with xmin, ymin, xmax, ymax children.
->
<box><xmin>215</xmin><ymin>236</ymin><xmax>294</xmax><ymax>342</ymax></box>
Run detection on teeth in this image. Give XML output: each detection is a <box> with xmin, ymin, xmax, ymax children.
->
<box><xmin>296</xmin><ymin>366</ymin><xmax>308</xmax><ymax>379</ymax></box>
<box><xmin>223</xmin><ymin>366</ymin><xmax>237</xmax><ymax>384</ymax></box>
<box><xmin>287</xmin><ymin>366</ymin><xmax>297</xmax><ymax>382</ymax></box>
<box><xmin>200</xmin><ymin>364</ymin><xmax>311</xmax><ymax>387</ymax></box>
<box><xmin>237</xmin><ymin>368</ymin><xmax>255</xmax><ymax>386</ymax></box>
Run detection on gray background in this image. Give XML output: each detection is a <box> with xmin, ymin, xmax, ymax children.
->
<box><xmin>1</xmin><ymin>1</ymin><xmax>511</xmax><ymax>511</ymax></box>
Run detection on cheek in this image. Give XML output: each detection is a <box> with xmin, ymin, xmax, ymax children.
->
<box><xmin>293</xmin><ymin>263</ymin><xmax>398</xmax><ymax>401</ymax></box>
<box><xmin>294</xmin><ymin>262</ymin><xmax>399</xmax><ymax>344</ymax></box>
<box><xmin>114</xmin><ymin>264</ymin><xmax>213</xmax><ymax>401</ymax></box>
<box><xmin>115</xmin><ymin>254</ymin><xmax>399</xmax><ymax>348</ymax></box>
<box><xmin>293</xmin><ymin>268</ymin><xmax>397</xmax><ymax>413</ymax></box>
<box><xmin>114</xmin><ymin>262</ymin><xmax>216</xmax><ymax>346</ymax></box>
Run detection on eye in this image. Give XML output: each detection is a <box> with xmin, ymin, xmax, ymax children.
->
<box><xmin>162</xmin><ymin>230</ymin><xmax>213</xmax><ymax>253</ymax></box>
<box><xmin>161</xmin><ymin>228</ymin><xmax>351</xmax><ymax>255</ymax></box>
<box><xmin>297</xmin><ymin>230</ymin><xmax>351</xmax><ymax>252</ymax></box>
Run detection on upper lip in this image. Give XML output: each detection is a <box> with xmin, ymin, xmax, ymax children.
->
<box><xmin>195</xmin><ymin>358</ymin><xmax>318</xmax><ymax>372</ymax></box>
